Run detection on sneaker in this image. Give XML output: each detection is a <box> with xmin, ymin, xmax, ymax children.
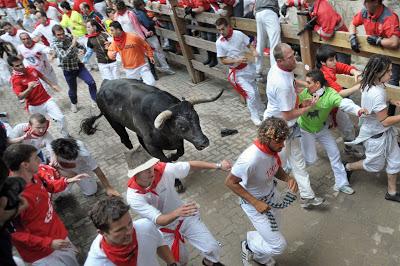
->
<box><xmin>241</xmin><ymin>240</ymin><xmax>253</xmax><ymax>262</ymax></box>
<box><xmin>342</xmin><ymin>161</ymin><xmax>353</xmax><ymax>180</ymax></box>
<box><xmin>334</xmin><ymin>185</ymin><xmax>355</xmax><ymax>195</ymax></box>
<box><xmin>344</xmin><ymin>145</ymin><xmax>364</xmax><ymax>158</ymax></box>
<box><xmin>264</xmin><ymin>257</ymin><xmax>276</xmax><ymax>266</ymax></box>
<box><xmin>71</xmin><ymin>104</ymin><xmax>78</xmax><ymax>113</ymax></box>
<box><xmin>300</xmin><ymin>197</ymin><xmax>325</xmax><ymax>208</ymax></box>
<box><xmin>0</xmin><ymin>112</ymin><xmax>7</xmax><ymax>117</ymax></box>
<box><xmin>385</xmin><ymin>192</ymin><xmax>400</xmax><ymax>202</ymax></box>
<box><xmin>251</xmin><ymin>117</ymin><xmax>262</xmax><ymax>126</ymax></box>
<box><xmin>158</xmin><ymin>67</ymin><xmax>175</xmax><ymax>75</ymax></box>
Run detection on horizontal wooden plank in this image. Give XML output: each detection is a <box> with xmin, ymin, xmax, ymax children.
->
<box><xmin>191</xmin><ymin>59</ymin><xmax>228</xmax><ymax>77</ymax></box>
<box><xmin>186</xmin><ymin>24</ymin><xmax>218</xmax><ymax>33</ymax></box>
<box><xmin>164</xmin><ymin>51</ymin><xmax>186</xmax><ymax>65</ymax></box>
<box><xmin>155</xmin><ymin>27</ymin><xmax>178</xmax><ymax>41</ymax></box>
<box><xmin>184</xmin><ymin>35</ymin><xmax>217</xmax><ymax>53</ymax></box>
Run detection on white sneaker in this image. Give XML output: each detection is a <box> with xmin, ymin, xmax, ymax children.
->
<box><xmin>158</xmin><ymin>67</ymin><xmax>175</xmax><ymax>75</ymax></box>
<box><xmin>300</xmin><ymin>197</ymin><xmax>325</xmax><ymax>208</ymax></box>
<box><xmin>71</xmin><ymin>104</ymin><xmax>78</xmax><ymax>113</ymax></box>
<box><xmin>241</xmin><ymin>240</ymin><xmax>253</xmax><ymax>263</ymax></box>
<box><xmin>251</xmin><ymin>117</ymin><xmax>262</xmax><ymax>126</ymax></box>
<box><xmin>334</xmin><ymin>185</ymin><xmax>355</xmax><ymax>195</ymax></box>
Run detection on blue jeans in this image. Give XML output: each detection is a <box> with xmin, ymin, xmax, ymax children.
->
<box><xmin>63</xmin><ymin>64</ymin><xmax>97</xmax><ymax>104</ymax></box>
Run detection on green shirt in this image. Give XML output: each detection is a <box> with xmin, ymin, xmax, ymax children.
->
<box><xmin>297</xmin><ymin>87</ymin><xmax>343</xmax><ymax>133</ymax></box>
<box><xmin>60</xmin><ymin>11</ymin><xmax>86</xmax><ymax>37</ymax></box>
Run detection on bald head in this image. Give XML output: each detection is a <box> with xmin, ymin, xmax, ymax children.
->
<box><xmin>274</xmin><ymin>43</ymin><xmax>297</xmax><ymax>71</ymax></box>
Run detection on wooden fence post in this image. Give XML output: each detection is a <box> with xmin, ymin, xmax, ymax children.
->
<box><xmin>297</xmin><ymin>12</ymin><xmax>315</xmax><ymax>71</ymax></box>
<box><xmin>168</xmin><ymin>0</ymin><xmax>205</xmax><ymax>83</ymax></box>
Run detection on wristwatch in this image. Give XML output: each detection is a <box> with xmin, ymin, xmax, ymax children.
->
<box><xmin>216</xmin><ymin>162</ymin><xmax>222</xmax><ymax>169</ymax></box>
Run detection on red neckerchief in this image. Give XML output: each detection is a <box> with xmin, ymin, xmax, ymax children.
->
<box><xmin>86</xmin><ymin>32</ymin><xmax>100</xmax><ymax>38</ymax></box>
<box><xmin>117</xmin><ymin>8</ymin><xmax>127</xmax><ymax>16</ymax></box>
<box><xmin>66</xmin><ymin>10</ymin><xmax>72</xmax><ymax>17</ymax></box>
<box><xmin>43</xmin><ymin>18</ymin><xmax>51</xmax><ymax>27</ymax></box>
<box><xmin>368</xmin><ymin>4</ymin><xmax>384</xmax><ymax>21</ymax></box>
<box><xmin>113</xmin><ymin>31</ymin><xmax>127</xmax><ymax>50</ymax></box>
<box><xmin>220</xmin><ymin>27</ymin><xmax>233</xmax><ymax>42</ymax></box>
<box><xmin>9</xmin><ymin>27</ymin><xmax>17</xmax><ymax>36</ymax></box>
<box><xmin>127</xmin><ymin>162</ymin><xmax>167</xmax><ymax>196</ymax></box>
<box><xmin>23</xmin><ymin>120</ymin><xmax>50</xmax><ymax>137</ymax></box>
<box><xmin>101</xmin><ymin>228</ymin><xmax>138</xmax><ymax>266</ymax></box>
<box><xmin>253</xmin><ymin>139</ymin><xmax>281</xmax><ymax>166</ymax></box>
<box><xmin>160</xmin><ymin>220</ymin><xmax>185</xmax><ymax>261</ymax></box>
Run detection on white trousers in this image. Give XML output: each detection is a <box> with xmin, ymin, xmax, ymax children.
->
<box><xmin>56</xmin><ymin>169</ymin><xmax>98</xmax><ymax>197</ymax></box>
<box><xmin>98</xmin><ymin>62</ymin><xmax>120</xmax><ymax>80</ymax></box>
<box><xmin>241</xmin><ymin>192</ymin><xmax>287</xmax><ymax>264</ymax></box>
<box><xmin>6</xmin><ymin>8</ymin><xmax>24</xmax><ymax>23</ymax></box>
<box><xmin>161</xmin><ymin>215</ymin><xmax>220</xmax><ymax>265</ymax></box>
<box><xmin>40</xmin><ymin>67</ymin><xmax>58</xmax><ymax>94</ymax></box>
<box><xmin>125</xmin><ymin>64</ymin><xmax>155</xmax><ymax>86</ymax></box>
<box><xmin>255</xmin><ymin>9</ymin><xmax>281</xmax><ymax>73</ymax></box>
<box><xmin>363</xmin><ymin>128</ymin><xmax>400</xmax><ymax>174</ymax></box>
<box><xmin>31</xmin><ymin>238</ymin><xmax>79</xmax><ymax>266</ymax></box>
<box><xmin>300</xmin><ymin>127</ymin><xmax>349</xmax><ymax>188</ymax></box>
<box><xmin>146</xmin><ymin>35</ymin><xmax>170</xmax><ymax>70</ymax></box>
<box><xmin>232</xmin><ymin>64</ymin><xmax>263</xmax><ymax>121</ymax></box>
<box><xmin>28</xmin><ymin>99</ymin><xmax>69</xmax><ymax>137</ymax></box>
<box><xmin>0</xmin><ymin>58</ymin><xmax>11</xmax><ymax>88</ymax></box>
<box><xmin>279</xmin><ymin>132</ymin><xmax>315</xmax><ymax>199</ymax></box>
<box><xmin>94</xmin><ymin>1</ymin><xmax>107</xmax><ymax>18</ymax></box>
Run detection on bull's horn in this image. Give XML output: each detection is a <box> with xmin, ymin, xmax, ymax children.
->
<box><xmin>154</xmin><ymin>110</ymin><xmax>173</xmax><ymax>129</ymax></box>
<box><xmin>188</xmin><ymin>88</ymin><xmax>224</xmax><ymax>105</ymax></box>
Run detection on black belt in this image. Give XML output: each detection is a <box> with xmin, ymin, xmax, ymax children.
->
<box><xmin>370</xmin><ymin>132</ymin><xmax>384</xmax><ymax>139</ymax></box>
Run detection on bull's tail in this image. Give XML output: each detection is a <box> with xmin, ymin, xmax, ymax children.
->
<box><xmin>80</xmin><ymin>113</ymin><xmax>103</xmax><ymax>135</ymax></box>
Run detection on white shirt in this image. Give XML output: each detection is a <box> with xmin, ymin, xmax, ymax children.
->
<box><xmin>46</xmin><ymin>6</ymin><xmax>61</xmax><ymax>22</ymax></box>
<box><xmin>0</xmin><ymin>29</ymin><xmax>29</xmax><ymax>47</ymax></box>
<box><xmin>116</xmin><ymin>11</ymin><xmax>140</xmax><ymax>35</ymax></box>
<box><xmin>9</xmin><ymin>123</ymin><xmax>54</xmax><ymax>154</ymax></box>
<box><xmin>359</xmin><ymin>84</ymin><xmax>390</xmax><ymax>137</ymax></box>
<box><xmin>216</xmin><ymin>30</ymin><xmax>250</xmax><ymax>68</ymax></box>
<box><xmin>264</xmin><ymin>64</ymin><xmax>297</xmax><ymax>126</ymax></box>
<box><xmin>126</xmin><ymin>162</ymin><xmax>190</xmax><ymax>224</ymax></box>
<box><xmin>54</xmin><ymin>140</ymin><xmax>98</xmax><ymax>174</ymax></box>
<box><xmin>84</xmin><ymin>218</ymin><xmax>164</xmax><ymax>266</ymax></box>
<box><xmin>231</xmin><ymin>144</ymin><xmax>279</xmax><ymax>198</ymax></box>
<box><xmin>17</xmin><ymin>43</ymin><xmax>53</xmax><ymax>74</ymax></box>
<box><xmin>31</xmin><ymin>20</ymin><xmax>60</xmax><ymax>44</ymax></box>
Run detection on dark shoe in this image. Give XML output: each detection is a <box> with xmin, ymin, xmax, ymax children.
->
<box><xmin>208</xmin><ymin>53</ymin><xmax>218</xmax><ymax>67</ymax></box>
<box><xmin>0</xmin><ymin>112</ymin><xmax>7</xmax><ymax>117</ymax></box>
<box><xmin>203</xmin><ymin>51</ymin><xmax>212</xmax><ymax>65</ymax></box>
<box><xmin>174</xmin><ymin>178</ymin><xmax>185</xmax><ymax>193</ymax></box>
<box><xmin>202</xmin><ymin>258</ymin><xmax>225</xmax><ymax>266</ymax></box>
<box><xmin>221</xmin><ymin>128</ymin><xmax>238</xmax><ymax>137</ymax></box>
<box><xmin>342</xmin><ymin>161</ymin><xmax>352</xmax><ymax>181</ymax></box>
<box><xmin>385</xmin><ymin>192</ymin><xmax>400</xmax><ymax>202</ymax></box>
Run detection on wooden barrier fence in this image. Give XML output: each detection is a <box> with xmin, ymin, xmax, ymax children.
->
<box><xmin>147</xmin><ymin>2</ymin><xmax>400</xmax><ymax>100</ymax></box>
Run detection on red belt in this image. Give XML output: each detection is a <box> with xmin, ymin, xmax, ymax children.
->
<box><xmin>227</xmin><ymin>63</ymin><xmax>248</xmax><ymax>98</ymax></box>
<box><xmin>160</xmin><ymin>220</ymin><xmax>185</xmax><ymax>262</ymax></box>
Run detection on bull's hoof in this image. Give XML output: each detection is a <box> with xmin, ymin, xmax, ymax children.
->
<box><xmin>174</xmin><ymin>179</ymin><xmax>185</xmax><ymax>193</ymax></box>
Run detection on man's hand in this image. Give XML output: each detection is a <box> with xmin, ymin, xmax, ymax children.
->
<box><xmin>352</xmin><ymin>70</ymin><xmax>362</xmax><ymax>82</ymax></box>
<box><xmin>51</xmin><ymin>84</ymin><xmax>61</xmax><ymax>92</ymax></box>
<box><xmin>27</xmin><ymin>81</ymin><xmax>39</xmax><ymax>89</ymax></box>
<box><xmin>173</xmin><ymin>203</ymin><xmax>198</xmax><ymax>217</ymax></box>
<box><xmin>349</xmin><ymin>34</ymin><xmax>361</xmax><ymax>53</ymax></box>
<box><xmin>106</xmin><ymin>187</ymin><xmax>121</xmax><ymax>197</ymax></box>
<box><xmin>51</xmin><ymin>239</ymin><xmax>71</xmax><ymax>250</ymax></box>
<box><xmin>104</xmin><ymin>41</ymin><xmax>111</xmax><ymax>49</ymax></box>
<box><xmin>78</xmin><ymin>49</ymin><xmax>85</xmax><ymax>56</ymax></box>
<box><xmin>367</xmin><ymin>35</ymin><xmax>383</xmax><ymax>47</ymax></box>
<box><xmin>358</xmin><ymin>108</ymin><xmax>369</xmax><ymax>117</ymax></box>
<box><xmin>23</xmin><ymin>129</ymin><xmax>37</xmax><ymax>140</ymax></box>
<box><xmin>71</xmin><ymin>36</ymin><xmax>77</xmax><ymax>48</ymax></box>
<box><xmin>220</xmin><ymin>160</ymin><xmax>232</xmax><ymax>171</ymax></box>
<box><xmin>253</xmin><ymin>200</ymin><xmax>270</xmax><ymax>214</ymax></box>
<box><xmin>149</xmin><ymin>57</ymin><xmax>155</xmax><ymax>64</ymax></box>
<box><xmin>146</xmin><ymin>31</ymin><xmax>154</xmax><ymax>37</ymax></box>
<box><xmin>236</xmin><ymin>56</ymin><xmax>248</xmax><ymax>64</ymax></box>
<box><xmin>390</xmin><ymin>99</ymin><xmax>400</xmax><ymax>107</ymax></box>
<box><xmin>66</xmin><ymin>173</ymin><xmax>90</xmax><ymax>184</ymax></box>
<box><xmin>287</xmin><ymin>178</ymin><xmax>298</xmax><ymax>193</ymax></box>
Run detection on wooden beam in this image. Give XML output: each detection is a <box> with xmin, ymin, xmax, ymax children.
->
<box><xmin>168</xmin><ymin>0</ymin><xmax>204</xmax><ymax>83</ymax></box>
<box><xmin>164</xmin><ymin>51</ymin><xmax>186</xmax><ymax>65</ymax></box>
<box><xmin>155</xmin><ymin>27</ymin><xmax>178</xmax><ymax>41</ymax></box>
<box><xmin>183</xmin><ymin>35</ymin><xmax>217</xmax><ymax>53</ymax></box>
<box><xmin>297</xmin><ymin>13</ymin><xmax>315</xmax><ymax>69</ymax></box>
<box><xmin>191</xmin><ymin>59</ymin><xmax>228</xmax><ymax>77</ymax></box>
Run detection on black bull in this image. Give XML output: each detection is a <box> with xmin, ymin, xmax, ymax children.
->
<box><xmin>80</xmin><ymin>79</ymin><xmax>223</xmax><ymax>162</ymax></box>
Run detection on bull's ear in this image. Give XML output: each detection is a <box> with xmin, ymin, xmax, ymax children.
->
<box><xmin>154</xmin><ymin>110</ymin><xmax>173</xmax><ymax>129</ymax></box>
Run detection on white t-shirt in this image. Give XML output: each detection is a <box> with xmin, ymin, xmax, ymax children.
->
<box><xmin>126</xmin><ymin>162</ymin><xmax>190</xmax><ymax>224</ymax></box>
<box><xmin>84</xmin><ymin>218</ymin><xmax>164</xmax><ymax>266</ymax></box>
<box><xmin>231</xmin><ymin>144</ymin><xmax>279</xmax><ymax>198</ymax></box>
<box><xmin>264</xmin><ymin>64</ymin><xmax>297</xmax><ymax>126</ymax></box>
<box><xmin>216</xmin><ymin>30</ymin><xmax>250</xmax><ymax>67</ymax></box>
<box><xmin>31</xmin><ymin>20</ymin><xmax>60</xmax><ymax>44</ymax></box>
<box><xmin>54</xmin><ymin>140</ymin><xmax>98</xmax><ymax>175</ymax></box>
<box><xmin>9</xmin><ymin>123</ymin><xmax>54</xmax><ymax>154</ymax></box>
<box><xmin>116</xmin><ymin>12</ymin><xmax>140</xmax><ymax>35</ymax></box>
<box><xmin>17</xmin><ymin>43</ymin><xmax>52</xmax><ymax>74</ymax></box>
<box><xmin>359</xmin><ymin>84</ymin><xmax>390</xmax><ymax>137</ymax></box>
<box><xmin>46</xmin><ymin>6</ymin><xmax>61</xmax><ymax>22</ymax></box>
<box><xmin>0</xmin><ymin>29</ymin><xmax>29</xmax><ymax>47</ymax></box>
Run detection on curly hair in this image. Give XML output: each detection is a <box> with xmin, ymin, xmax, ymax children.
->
<box><xmin>257</xmin><ymin>117</ymin><xmax>289</xmax><ymax>144</ymax></box>
<box><xmin>360</xmin><ymin>54</ymin><xmax>392</xmax><ymax>92</ymax></box>
<box><xmin>89</xmin><ymin>196</ymin><xmax>130</xmax><ymax>233</ymax></box>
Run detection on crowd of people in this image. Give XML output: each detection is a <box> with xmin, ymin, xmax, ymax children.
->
<box><xmin>0</xmin><ymin>0</ymin><xmax>399</xmax><ymax>265</ymax></box>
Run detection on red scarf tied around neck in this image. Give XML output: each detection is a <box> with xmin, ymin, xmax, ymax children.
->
<box><xmin>86</xmin><ymin>32</ymin><xmax>100</xmax><ymax>38</ymax></box>
<box><xmin>9</xmin><ymin>27</ymin><xmax>18</xmax><ymax>36</ymax></box>
<box><xmin>113</xmin><ymin>32</ymin><xmax>127</xmax><ymax>50</ymax></box>
<box><xmin>127</xmin><ymin>162</ymin><xmax>167</xmax><ymax>195</ymax></box>
<box><xmin>101</xmin><ymin>228</ymin><xmax>138</xmax><ymax>266</ymax></box>
<box><xmin>253</xmin><ymin>139</ymin><xmax>282</xmax><ymax>166</ymax></box>
<box><xmin>220</xmin><ymin>26</ymin><xmax>233</xmax><ymax>42</ymax></box>
<box><xmin>43</xmin><ymin>18</ymin><xmax>51</xmax><ymax>27</ymax></box>
<box><xmin>23</xmin><ymin>120</ymin><xmax>50</xmax><ymax>137</ymax></box>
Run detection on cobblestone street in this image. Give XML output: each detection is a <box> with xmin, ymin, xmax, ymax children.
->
<box><xmin>2</xmin><ymin>63</ymin><xmax>400</xmax><ymax>266</ymax></box>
